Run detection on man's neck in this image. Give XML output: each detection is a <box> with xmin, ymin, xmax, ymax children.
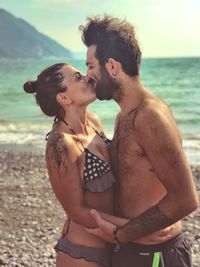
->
<box><xmin>113</xmin><ymin>77</ymin><xmax>148</xmax><ymax>115</ymax></box>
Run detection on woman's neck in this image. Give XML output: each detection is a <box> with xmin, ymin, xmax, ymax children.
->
<box><xmin>62</xmin><ymin>107</ymin><xmax>89</xmax><ymax>135</ymax></box>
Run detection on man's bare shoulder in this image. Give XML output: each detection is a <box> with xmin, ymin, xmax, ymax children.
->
<box><xmin>135</xmin><ymin>98</ymin><xmax>171</xmax><ymax>129</ymax></box>
<box><xmin>134</xmin><ymin>98</ymin><xmax>182</xmax><ymax>149</ymax></box>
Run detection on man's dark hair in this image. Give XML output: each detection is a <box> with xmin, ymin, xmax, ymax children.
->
<box><xmin>80</xmin><ymin>15</ymin><xmax>141</xmax><ymax>76</ymax></box>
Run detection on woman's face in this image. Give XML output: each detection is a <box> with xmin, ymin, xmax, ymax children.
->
<box><xmin>61</xmin><ymin>64</ymin><xmax>96</xmax><ymax>106</ymax></box>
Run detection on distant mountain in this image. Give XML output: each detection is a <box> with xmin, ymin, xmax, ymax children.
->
<box><xmin>0</xmin><ymin>9</ymin><xmax>73</xmax><ymax>59</ymax></box>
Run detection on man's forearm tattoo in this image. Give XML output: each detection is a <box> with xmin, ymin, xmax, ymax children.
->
<box><xmin>119</xmin><ymin>205</ymin><xmax>174</xmax><ymax>241</ymax></box>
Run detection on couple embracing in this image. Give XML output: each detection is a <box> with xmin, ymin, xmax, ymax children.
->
<box><xmin>24</xmin><ymin>15</ymin><xmax>198</xmax><ymax>267</ymax></box>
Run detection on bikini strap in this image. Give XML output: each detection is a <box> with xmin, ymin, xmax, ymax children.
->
<box><xmin>60</xmin><ymin>118</ymin><xmax>85</xmax><ymax>150</ymax></box>
<box><xmin>45</xmin><ymin>116</ymin><xmax>59</xmax><ymax>141</ymax></box>
<box><xmin>90</xmin><ymin>124</ymin><xmax>111</xmax><ymax>145</ymax></box>
<box><xmin>91</xmin><ymin>126</ymin><xmax>101</xmax><ymax>137</ymax></box>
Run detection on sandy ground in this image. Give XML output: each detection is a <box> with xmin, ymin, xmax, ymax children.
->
<box><xmin>0</xmin><ymin>149</ymin><xmax>199</xmax><ymax>267</ymax></box>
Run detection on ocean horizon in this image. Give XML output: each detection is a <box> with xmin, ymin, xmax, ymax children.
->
<box><xmin>0</xmin><ymin>57</ymin><xmax>200</xmax><ymax>165</ymax></box>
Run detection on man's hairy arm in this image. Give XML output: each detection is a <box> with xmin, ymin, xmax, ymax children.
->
<box><xmin>115</xmin><ymin>105</ymin><xmax>198</xmax><ymax>242</ymax></box>
<box><xmin>116</xmin><ymin>205</ymin><xmax>174</xmax><ymax>242</ymax></box>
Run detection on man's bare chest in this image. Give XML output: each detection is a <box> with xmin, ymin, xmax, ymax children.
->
<box><xmin>111</xmin><ymin>121</ymin><xmax>145</xmax><ymax>173</ymax></box>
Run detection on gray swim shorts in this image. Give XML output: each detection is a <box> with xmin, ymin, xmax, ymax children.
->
<box><xmin>111</xmin><ymin>233</ymin><xmax>191</xmax><ymax>267</ymax></box>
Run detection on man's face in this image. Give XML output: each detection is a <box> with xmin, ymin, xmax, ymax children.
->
<box><xmin>86</xmin><ymin>45</ymin><xmax>119</xmax><ymax>100</ymax></box>
<box><xmin>86</xmin><ymin>45</ymin><xmax>101</xmax><ymax>84</ymax></box>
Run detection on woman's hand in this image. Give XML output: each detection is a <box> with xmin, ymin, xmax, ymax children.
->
<box><xmin>135</xmin><ymin>225</ymin><xmax>175</xmax><ymax>244</ymax></box>
<box><xmin>85</xmin><ymin>209</ymin><xmax>116</xmax><ymax>243</ymax></box>
<box><xmin>85</xmin><ymin>209</ymin><xmax>175</xmax><ymax>244</ymax></box>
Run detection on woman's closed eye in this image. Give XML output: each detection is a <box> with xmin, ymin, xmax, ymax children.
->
<box><xmin>88</xmin><ymin>65</ymin><xmax>93</xmax><ymax>70</ymax></box>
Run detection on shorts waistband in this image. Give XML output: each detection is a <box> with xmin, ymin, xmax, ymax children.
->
<box><xmin>118</xmin><ymin>232</ymin><xmax>185</xmax><ymax>253</ymax></box>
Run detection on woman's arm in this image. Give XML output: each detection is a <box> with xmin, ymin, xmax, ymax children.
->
<box><xmin>46</xmin><ymin>131</ymin><xmax>99</xmax><ymax>228</ymax></box>
<box><xmin>45</xmin><ymin>122</ymin><xmax>124</xmax><ymax>230</ymax></box>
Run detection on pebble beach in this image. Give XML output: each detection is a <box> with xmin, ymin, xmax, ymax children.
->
<box><xmin>0</xmin><ymin>149</ymin><xmax>199</xmax><ymax>267</ymax></box>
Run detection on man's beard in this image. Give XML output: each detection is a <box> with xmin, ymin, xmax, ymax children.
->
<box><xmin>95</xmin><ymin>67</ymin><xmax>119</xmax><ymax>100</ymax></box>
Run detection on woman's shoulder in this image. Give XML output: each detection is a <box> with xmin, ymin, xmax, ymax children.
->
<box><xmin>46</xmin><ymin>130</ymin><xmax>79</xmax><ymax>161</ymax></box>
<box><xmin>87</xmin><ymin>111</ymin><xmax>104</xmax><ymax>133</ymax></box>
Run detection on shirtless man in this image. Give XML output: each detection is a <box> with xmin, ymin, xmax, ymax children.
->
<box><xmin>79</xmin><ymin>15</ymin><xmax>199</xmax><ymax>267</ymax></box>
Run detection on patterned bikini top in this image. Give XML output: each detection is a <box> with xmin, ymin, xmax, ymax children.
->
<box><xmin>83</xmin><ymin>142</ymin><xmax>110</xmax><ymax>182</ymax></box>
<box><xmin>61</xmin><ymin>119</ymin><xmax>115</xmax><ymax>193</ymax></box>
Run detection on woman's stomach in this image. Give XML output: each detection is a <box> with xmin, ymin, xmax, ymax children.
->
<box><xmin>66</xmin><ymin>189</ymin><xmax>114</xmax><ymax>248</ymax></box>
<box><xmin>66</xmin><ymin>220</ymin><xmax>107</xmax><ymax>247</ymax></box>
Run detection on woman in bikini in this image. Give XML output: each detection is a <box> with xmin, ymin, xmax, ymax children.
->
<box><xmin>23</xmin><ymin>63</ymin><xmax>172</xmax><ymax>267</ymax></box>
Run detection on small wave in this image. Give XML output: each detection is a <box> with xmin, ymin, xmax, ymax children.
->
<box><xmin>0</xmin><ymin>131</ymin><xmax>199</xmax><ymax>165</ymax></box>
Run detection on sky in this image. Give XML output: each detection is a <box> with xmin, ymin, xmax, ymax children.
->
<box><xmin>0</xmin><ymin>0</ymin><xmax>200</xmax><ymax>58</ymax></box>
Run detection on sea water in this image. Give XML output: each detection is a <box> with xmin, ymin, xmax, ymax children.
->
<box><xmin>0</xmin><ymin>57</ymin><xmax>199</xmax><ymax>165</ymax></box>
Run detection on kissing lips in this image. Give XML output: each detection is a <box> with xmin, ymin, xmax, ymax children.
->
<box><xmin>88</xmin><ymin>77</ymin><xmax>96</xmax><ymax>91</ymax></box>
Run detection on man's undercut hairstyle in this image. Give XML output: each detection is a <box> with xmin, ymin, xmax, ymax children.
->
<box><xmin>80</xmin><ymin>15</ymin><xmax>141</xmax><ymax>76</ymax></box>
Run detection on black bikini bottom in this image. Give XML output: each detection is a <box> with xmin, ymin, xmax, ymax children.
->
<box><xmin>55</xmin><ymin>236</ymin><xmax>112</xmax><ymax>267</ymax></box>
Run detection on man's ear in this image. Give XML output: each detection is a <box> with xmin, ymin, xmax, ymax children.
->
<box><xmin>56</xmin><ymin>92</ymin><xmax>72</xmax><ymax>106</ymax></box>
<box><xmin>105</xmin><ymin>58</ymin><xmax>118</xmax><ymax>78</ymax></box>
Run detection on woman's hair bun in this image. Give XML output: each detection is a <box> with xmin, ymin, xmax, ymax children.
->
<box><xmin>23</xmin><ymin>80</ymin><xmax>38</xmax><ymax>94</ymax></box>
